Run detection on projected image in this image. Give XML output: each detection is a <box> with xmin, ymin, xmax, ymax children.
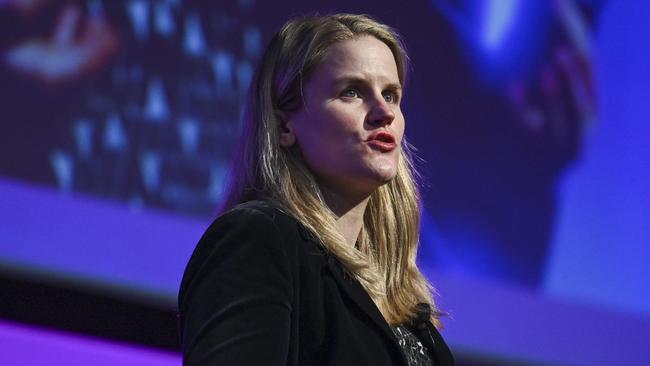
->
<box><xmin>0</xmin><ymin>0</ymin><xmax>604</xmax><ymax>288</ymax></box>
<box><xmin>414</xmin><ymin>0</ymin><xmax>598</xmax><ymax>286</ymax></box>
<box><xmin>1</xmin><ymin>0</ymin><xmax>259</xmax><ymax>215</ymax></box>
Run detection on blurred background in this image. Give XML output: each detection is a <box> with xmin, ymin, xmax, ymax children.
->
<box><xmin>1</xmin><ymin>0</ymin><xmax>649</xmax><ymax>365</ymax></box>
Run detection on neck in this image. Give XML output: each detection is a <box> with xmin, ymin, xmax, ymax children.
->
<box><xmin>322</xmin><ymin>189</ymin><xmax>371</xmax><ymax>247</ymax></box>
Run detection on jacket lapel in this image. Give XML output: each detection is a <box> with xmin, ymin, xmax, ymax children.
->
<box><xmin>282</xmin><ymin>203</ymin><xmax>454</xmax><ymax>364</ymax></box>
<box><xmin>407</xmin><ymin>321</ymin><xmax>454</xmax><ymax>366</ymax></box>
<box><xmin>296</xmin><ymin>223</ymin><xmax>407</xmax><ymax>365</ymax></box>
<box><xmin>324</xmin><ymin>255</ymin><xmax>407</xmax><ymax>358</ymax></box>
<box><xmin>426</xmin><ymin>322</ymin><xmax>455</xmax><ymax>365</ymax></box>
<box><xmin>324</xmin><ymin>251</ymin><xmax>455</xmax><ymax>366</ymax></box>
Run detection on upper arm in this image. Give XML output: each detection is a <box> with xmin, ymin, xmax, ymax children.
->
<box><xmin>178</xmin><ymin>208</ymin><xmax>294</xmax><ymax>365</ymax></box>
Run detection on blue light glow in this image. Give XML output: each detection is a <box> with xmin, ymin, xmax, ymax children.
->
<box><xmin>144</xmin><ymin>78</ymin><xmax>170</xmax><ymax>122</ymax></box>
<box><xmin>481</xmin><ymin>0</ymin><xmax>518</xmax><ymax>52</ymax></box>
<box><xmin>154</xmin><ymin>2</ymin><xmax>176</xmax><ymax>36</ymax></box>
<box><xmin>211</xmin><ymin>51</ymin><xmax>234</xmax><ymax>92</ymax></box>
<box><xmin>127</xmin><ymin>0</ymin><xmax>149</xmax><ymax>42</ymax></box>
<box><xmin>177</xmin><ymin>117</ymin><xmax>200</xmax><ymax>155</ymax></box>
<box><xmin>103</xmin><ymin>114</ymin><xmax>127</xmax><ymax>151</ymax></box>
<box><xmin>139</xmin><ymin>151</ymin><xmax>162</xmax><ymax>193</ymax></box>
<box><xmin>430</xmin><ymin>0</ymin><xmax>549</xmax><ymax>85</ymax></box>
<box><xmin>184</xmin><ymin>13</ymin><xmax>207</xmax><ymax>56</ymax></box>
<box><xmin>50</xmin><ymin>150</ymin><xmax>74</xmax><ymax>192</ymax></box>
<box><xmin>73</xmin><ymin>119</ymin><xmax>93</xmax><ymax>159</ymax></box>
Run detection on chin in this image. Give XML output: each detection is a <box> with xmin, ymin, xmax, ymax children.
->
<box><xmin>370</xmin><ymin>169</ymin><xmax>398</xmax><ymax>186</ymax></box>
<box><xmin>376</xmin><ymin>163</ymin><xmax>399</xmax><ymax>181</ymax></box>
<box><xmin>379</xmin><ymin>174</ymin><xmax>398</xmax><ymax>185</ymax></box>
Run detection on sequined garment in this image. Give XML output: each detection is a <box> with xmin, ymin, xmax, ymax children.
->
<box><xmin>391</xmin><ymin>325</ymin><xmax>434</xmax><ymax>366</ymax></box>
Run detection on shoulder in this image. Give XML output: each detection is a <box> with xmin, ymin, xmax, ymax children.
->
<box><xmin>180</xmin><ymin>201</ymin><xmax>307</xmax><ymax>284</ymax></box>
<box><xmin>207</xmin><ymin>200</ymin><xmax>303</xmax><ymax>240</ymax></box>
<box><xmin>190</xmin><ymin>200</ymin><xmax>303</xmax><ymax>259</ymax></box>
<box><xmin>223</xmin><ymin>199</ymin><xmax>293</xmax><ymax>222</ymax></box>
<box><xmin>178</xmin><ymin>200</ymin><xmax>304</xmax><ymax>307</ymax></box>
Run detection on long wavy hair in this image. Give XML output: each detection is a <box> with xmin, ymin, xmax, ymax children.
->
<box><xmin>219</xmin><ymin>13</ymin><xmax>440</xmax><ymax>326</ymax></box>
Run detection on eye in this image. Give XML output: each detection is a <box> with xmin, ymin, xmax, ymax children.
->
<box><xmin>341</xmin><ymin>88</ymin><xmax>360</xmax><ymax>99</ymax></box>
<box><xmin>383</xmin><ymin>91</ymin><xmax>399</xmax><ymax>104</ymax></box>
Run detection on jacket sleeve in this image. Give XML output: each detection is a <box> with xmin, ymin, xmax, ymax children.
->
<box><xmin>178</xmin><ymin>207</ymin><xmax>294</xmax><ymax>365</ymax></box>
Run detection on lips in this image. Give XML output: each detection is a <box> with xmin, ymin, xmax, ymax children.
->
<box><xmin>367</xmin><ymin>131</ymin><xmax>397</xmax><ymax>152</ymax></box>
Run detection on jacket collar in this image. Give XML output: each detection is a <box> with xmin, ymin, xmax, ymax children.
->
<box><xmin>298</xmin><ymin>222</ymin><xmax>454</xmax><ymax>366</ymax></box>
<box><xmin>412</xmin><ymin>318</ymin><xmax>455</xmax><ymax>366</ymax></box>
<box><xmin>428</xmin><ymin>322</ymin><xmax>455</xmax><ymax>365</ymax></box>
<box><xmin>324</xmin><ymin>254</ymin><xmax>409</xmax><ymax>363</ymax></box>
<box><xmin>297</xmin><ymin>224</ymin><xmax>405</xmax><ymax>359</ymax></box>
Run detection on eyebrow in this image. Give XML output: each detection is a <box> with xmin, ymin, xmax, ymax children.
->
<box><xmin>332</xmin><ymin>75</ymin><xmax>402</xmax><ymax>91</ymax></box>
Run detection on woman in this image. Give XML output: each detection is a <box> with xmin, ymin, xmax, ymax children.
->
<box><xmin>178</xmin><ymin>13</ymin><xmax>454</xmax><ymax>366</ymax></box>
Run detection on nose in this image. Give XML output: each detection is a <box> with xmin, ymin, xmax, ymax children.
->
<box><xmin>367</xmin><ymin>97</ymin><xmax>395</xmax><ymax>127</ymax></box>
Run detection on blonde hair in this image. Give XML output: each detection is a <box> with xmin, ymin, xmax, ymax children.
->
<box><xmin>220</xmin><ymin>13</ymin><xmax>440</xmax><ymax>326</ymax></box>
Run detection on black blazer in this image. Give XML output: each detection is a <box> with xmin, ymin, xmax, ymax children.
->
<box><xmin>178</xmin><ymin>200</ymin><xmax>454</xmax><ymax>365</ymax></box>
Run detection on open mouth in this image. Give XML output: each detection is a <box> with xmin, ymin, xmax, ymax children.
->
<box><xmin>367</xmin><ymin>131</ymin><xmax>397</xmax><ymax>152</ymax></box>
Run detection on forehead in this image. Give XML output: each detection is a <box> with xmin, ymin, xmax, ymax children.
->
<box><xmin>314</xmin><ymin>36</ymin><xmax>400</xmax><ymax>84</ymax></box>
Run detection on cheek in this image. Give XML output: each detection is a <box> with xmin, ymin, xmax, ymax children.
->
<box><xmin>302</xmin><ymin>110</ymin><xmax>358</xmax><ymax>147</ymax></box>
<box><xmin>394</xmin><ymin>114</ymin><xmax>406</xmax><ymax>143</ymax></box>
<box><xmin>292</xmin><ymin>118</ymin><xmax>345</xmax><ymax>166</ymax></box>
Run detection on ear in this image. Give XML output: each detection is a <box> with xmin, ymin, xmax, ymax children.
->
<box><xmin>275</xmin><ymin>110</ymin><xmax>296</xmax><ymax>147</ymax></box>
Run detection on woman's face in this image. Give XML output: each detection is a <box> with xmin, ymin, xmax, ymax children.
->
<box><xmin>284</xmin><ymin>35</ymin><xmax>405</xmax><ymax>200</ymax></box>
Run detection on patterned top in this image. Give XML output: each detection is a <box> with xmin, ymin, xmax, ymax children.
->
<box><xmin>391</xmin><ymin>325</ymin><xmax>434</xmax><ymax>366</ymax></box>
